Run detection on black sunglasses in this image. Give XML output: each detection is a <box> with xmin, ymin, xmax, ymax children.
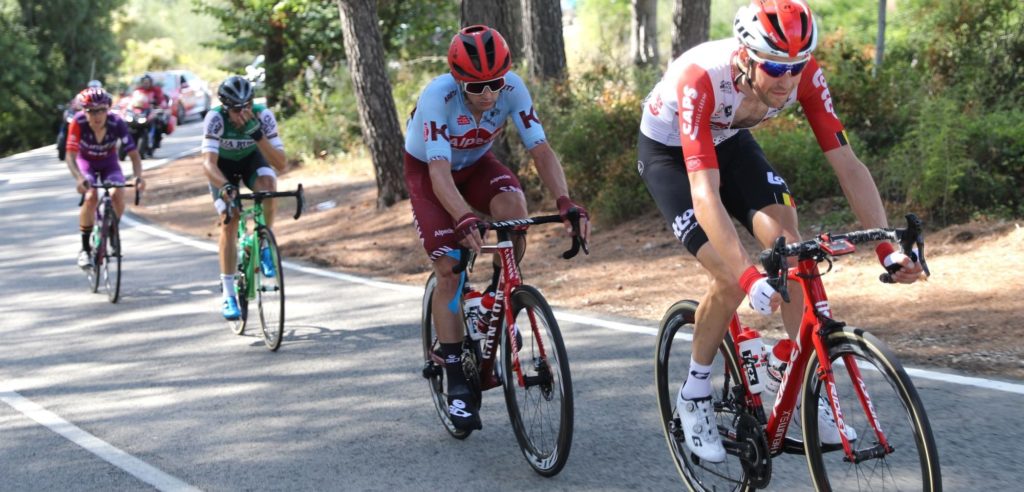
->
<box><xmin>85</xmin><ymin>107</ymin><xmax>109</xmax><ymax>114</ymax></box>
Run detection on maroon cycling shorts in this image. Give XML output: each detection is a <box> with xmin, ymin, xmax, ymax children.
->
<box><xmin>404</xmin><ymin>151</ymin><xmax>523</xmax><ymax>261</ymax></box>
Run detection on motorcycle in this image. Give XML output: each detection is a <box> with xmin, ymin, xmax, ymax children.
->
<box><xmin>55</xmin><ymin>103</ymin><xmax>77</xmax><ymax>161</ymax></box>
<box><xmin>117</xmin><ymin>89</ymin><xmax>160</xmax><ymax>160</ymax></box>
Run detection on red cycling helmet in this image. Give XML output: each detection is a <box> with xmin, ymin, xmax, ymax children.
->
<box><xmin>77</xmin><ymin>87</ymin><xmax>112</xmax><ymax>109</ymax></box>
<box><xmin>447</xmin><ymin>25</ymin><xmax>512</xmax><ymax>82</ymax></box>
<box><xmin>733</xmin><ymin>0</ymin><xmax>818</xmax><ymax>59</ymax></box>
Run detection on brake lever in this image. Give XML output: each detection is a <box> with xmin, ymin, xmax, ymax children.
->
<box><xmin>879</xmin><ymin>213</ymin><xmax>929</xmax><ymax>283</ymax></box>
<box><xmin>293</xmin><ymin>183</ymin><xmax>304</xmax><ymax>220</ymax></box>
<box><xmin>760</xmin><ymin>236</ymin><xmax>790</xmax><ymax>303</ymax></box>
<box><xmin>561</xmin><ymin>208</ymin><xmax>589</xmax><ymax>259</ymax></box>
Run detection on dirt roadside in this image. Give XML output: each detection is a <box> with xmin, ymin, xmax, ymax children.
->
<box><xmin>132</xmin><ymin>155</ymin><xmax>1024</xmax><ymax>380</ymax></box>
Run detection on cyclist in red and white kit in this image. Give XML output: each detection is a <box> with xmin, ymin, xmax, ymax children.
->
<box><xmin>638</xmin><ymin>0</ymin><xmax>924</xmax><ymax>462</ymax></box>
<box><xmin>405</xmin><ymin>25</ymin><xmax>590</xmax><ymax>431</ymax></box>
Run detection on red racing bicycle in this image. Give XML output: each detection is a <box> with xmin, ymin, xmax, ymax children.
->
<box><xmin>655</xmin><ymin>214</ymin><xmax>941</xmax><ymax>491</ymax></box>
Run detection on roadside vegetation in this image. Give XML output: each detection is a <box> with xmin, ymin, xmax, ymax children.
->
<box><xmin>2</xmin><ymin>0</ymin><xmax>1020</xmax><ymax>226</ymax></box>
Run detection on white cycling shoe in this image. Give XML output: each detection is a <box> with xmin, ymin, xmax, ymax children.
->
<box><xmin>676</xmin><ymin>386</ymin><xmax>726</xmax><ymax>463</ymax></box>
<box><xmin>816</xmin><ymin>395</ymin><xmax>858</xmax><ymax>445</ymax></box>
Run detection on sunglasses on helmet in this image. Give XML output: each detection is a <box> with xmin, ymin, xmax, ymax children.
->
<box><xmin>747</xmin><ymin>50</ymin><xmax>809</xmax><ymax>78</ymax></box>
<box><xmin>463</xmin><ymin>77</ymin><xmax>505</xmax><ymax>95</ymax></box>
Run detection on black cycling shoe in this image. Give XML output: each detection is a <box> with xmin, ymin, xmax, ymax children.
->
<box><xmin>447</xmin><ymin>391</ymin><xmax>482</xmax><ymax>431</ymax></box>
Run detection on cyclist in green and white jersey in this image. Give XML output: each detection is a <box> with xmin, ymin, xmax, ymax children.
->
<box><xmin>201</xmin><ymin>75</ymin><xmax>287</xmax><ymax>320</ymax></box>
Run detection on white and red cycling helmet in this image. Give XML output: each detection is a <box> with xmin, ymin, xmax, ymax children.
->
<box><xmin>733</xmin><ymin>0</ymin><xmax>818</xmax><ymax>59</ymax></box>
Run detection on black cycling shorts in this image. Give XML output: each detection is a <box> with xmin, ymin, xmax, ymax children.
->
<box><xmin>207</xmin><ymin>151</ymin><xmax>276</xmax><ymax>202</ymax></box>
<box><xmin>637</xmin><ymin>130</ymin><xmax>795</xmax><ymax>256</ymax></box>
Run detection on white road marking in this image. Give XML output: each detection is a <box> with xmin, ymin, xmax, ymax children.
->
<box><xmin>0</xmin><ymin>384</ymin><xmax>201</xmax><ymax>492</ymax></box>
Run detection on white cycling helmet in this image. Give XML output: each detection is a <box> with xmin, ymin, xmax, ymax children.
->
<box><xmin>87</xmin><ymin>79</ymin><xmax>103</xmax><ymax>89</ymax></box>
<box><xmin>733</xmin><ymin>0</ymin><xmax>818</xmax><ymax>59</ymax></box>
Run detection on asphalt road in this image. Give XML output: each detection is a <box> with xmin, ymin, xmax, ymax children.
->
<box><xmin>2</xmin><ymin>120</ymin><xmax>1023</xmax><ymax>491</ymax></box>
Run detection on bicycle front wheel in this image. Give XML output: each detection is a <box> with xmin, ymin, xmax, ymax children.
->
<box><xmin>230</xmin><ymin>264</ymin><xmax>249</xmax><ymax>335</ymax></box>
<box><xmin>420</xmin><ymin>273</ymin><xmax>473</xmax><ymax>440</ymax></box>
<box><xmin>655</xmin><ymin>300</ymin><xmax>761</xmax><ymax>492</ymax></box>
<box><xmin>87</xmin><ymin>228</ymin><xmax>104</xmax><ymax>294</ymax></box>
<box><xmin>102</xmin><ymin>220</ymin><xmax>122</xmax><ymax>303</ymax></box>
<box><xmin>802</xmin><ymin>326</ymin><xmax>941</xmax><ymax>491</ymax></box>
<box><xmin>255</xmin><ymin>227</ymin><xmax>284</xmax><ymax>351</ymax></box>
<box><xmin>501</xmin><ymin>285</ymin><xmax>573</xmax><ymax>477</ymax></box>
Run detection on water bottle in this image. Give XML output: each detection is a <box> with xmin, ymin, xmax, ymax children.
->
<box><xmin>736</xmin><ymin>328</ymin><xmax>768</xmax><ymax>395</ymax></box>
<box><xmin>765</xmin><ymin>339</ymin><xmax>795</xmax><ymax>393</ymax></box>
<box><xmin>464</xmin><ymin>289</ymin><xmax>485</xmax><ymax>340</ymax></box>
<box><xmin>91</xmin><ymin>225</ymin><xmax>101</xmax><ymax>249</ymax></box>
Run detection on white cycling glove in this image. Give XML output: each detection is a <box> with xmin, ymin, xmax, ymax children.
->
<box><xmin>739</xmin><ymin>265</ymin><xmax>777</xmax><ymax>316</ymax></box>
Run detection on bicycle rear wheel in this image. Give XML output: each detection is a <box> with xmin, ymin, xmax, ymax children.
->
<box><xmin>420</xmin><ymin>273</ymin><xmax>473</xmax><ymax>440</ymax></box>
<box><xmin>255</xmin><ymin>227</ymin><xmax>284</xmax><ymax>351</ymax></box>
<box><xmin>102</xmin><ymin>220</ymin><xmax>122</xmax><ymax>303</ymax></box>
<box><xmin>501</xmin><ymin>285</ymin><xmax>573</xmax><ymax>477</ymax></box>
<box><xmin>654</xmin><ymin>300</ymin><xmax>762</xmax><ymax>491</ymax></box>
<box><xmin>802</xmin><ymin>326</ymin><xmax>941</xmax><ymax>491</ymax></box>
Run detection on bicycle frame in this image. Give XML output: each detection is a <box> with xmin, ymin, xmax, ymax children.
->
<box><xmin>728</xmin><ymin>256</ymin><xmax>892</xmax><ymax>463</ymax></box>
<box><xmin>233</xmin><ymin>201</ymin><xmax>266</xmax><ymax>300</ymax></box>
<box><xmin>471</xmin><ymin>227</ymin><xmax>534</xmax><ymax>392</ymax></box>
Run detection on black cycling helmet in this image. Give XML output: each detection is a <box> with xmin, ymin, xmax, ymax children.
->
<box><xmin>217</xmin><ymin>75</ymin><xmax>254</xmax><ymax>109</ymax></box>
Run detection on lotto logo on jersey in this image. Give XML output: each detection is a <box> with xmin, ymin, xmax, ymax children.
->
<box><xmin>679</xmin><ymin>85</ymin><xmax>702</xmax><ymax>141</ymax></box>
<box><xmin>811</xmin><ymin>68</ymin><xmax>837</xmax><ymax>119</ymax></box>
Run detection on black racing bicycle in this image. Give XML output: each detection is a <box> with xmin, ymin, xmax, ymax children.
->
<box><xmin>78</xmin><ymin>180</ymin><xmax>140</xmax><ymax>303</ymax></box>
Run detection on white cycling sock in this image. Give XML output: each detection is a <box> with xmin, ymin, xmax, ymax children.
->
<box><xmin>681</xmin><ymin>358</ymin><xmax>714</xmax><ymax>400</ymax></box>
<box><xmin>221</xmin><ymin>274</ymin><xmax>236</xmax><ymax>297</ymax></box>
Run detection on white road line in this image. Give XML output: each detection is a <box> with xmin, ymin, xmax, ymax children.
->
<box><xmin>0</xmin><ymin>385</ymin><xmax>201</xmax><ymax>492</ymax></box>
<box><xmin>123</xmin><ymin>215</ymin><xmax>1024</xmax><ymax>396</ymax></box>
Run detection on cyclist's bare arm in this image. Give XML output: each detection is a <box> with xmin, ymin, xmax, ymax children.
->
<box><xmin>824</xmin><ymin>145</ymin><xmax>888</xmax><ymax>229</ymax></box>
<box><xmin>128</xmin><ymin>148</ymin><xmax>145</xmax><ymax>191</ymax></box>
<box><xmin>528</xmin><ymin>142</ymin><xmax>590</xmax><ymax>241</ymax></box>
<box><xmin>202</xmin><ymin>151</ymin><xmax>231</xmax><ymax>189</ymax></box>
<box><xmin>824</xmin><ymin>145</ymin><xmax>923</xmax><ymax>283</ymax></box>
<box><xmin>428</xmin><ymin>158</ymin><xmax>483</xmax><ymax>250</ymax></box>
<box><xmin>64</xmin><ymin>150</ymin><xmax>89</xmax><ymax>193</ymax></box>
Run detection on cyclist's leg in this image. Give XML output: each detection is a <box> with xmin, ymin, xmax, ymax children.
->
<box><xmin>97</xmin><ymin>158</ymin><xmax>128</xmax><ymax>218</ymax></box>
<box><xmin>210</xmin><ymin>156</ymin><xmax>244</xmax><ymax>318</ymax></box>
<box><xmin>77</xmin><ymin>158</ymin><xmax>100</xmax><ymax>263</ymax></box>
<box><xmin>244</xmin><ymin>151</ymin><xmax>278</xmax><ymax>228</ymax></box>
<box><xmin>717</xmin><ymin>131</ymin><xmax>804</xmax><ymax>339</ymax></box>
<box><xmin>406</xmin><ymin>151</ymin><xmax>481</xmax><ymax>430</ymax></box>
<box><xmin>461</xmin><ymin>152</ymin><xmax>528</xmax><ymax>285</ymax></box>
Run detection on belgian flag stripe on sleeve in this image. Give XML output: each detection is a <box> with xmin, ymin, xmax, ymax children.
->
<box><xmin>836</xmin><ymin>130</ymin><xmax>849</xmax><ymax>147</ymax></box>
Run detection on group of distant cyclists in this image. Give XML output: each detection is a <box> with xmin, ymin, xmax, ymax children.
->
<box><xmin>63</xmin><ymin>0</ymin><xmax>923</xmax><ymax>459</ymax></box>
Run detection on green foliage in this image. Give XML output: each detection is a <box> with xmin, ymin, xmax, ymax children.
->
<box><xmin>277</xmin><ymin>65</ymin><xmax>362</xmax><ymax>162</ymax></box>
<box><xmin>531</xmin><ymin>64</ymin><xmax>660</xmax><ymax>224</ymax></box>
<box><xmin>0</xmin><ymin>0</ymin><xmax>125</xmax><ymax>156</ymax></box>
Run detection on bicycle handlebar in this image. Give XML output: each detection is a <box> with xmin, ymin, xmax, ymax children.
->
<box><xmin>759</xmin><ymin>214</ymin><xmax>929</xmax><ymax>295</ymax></box>
<box><xmin>223</xmin><ymin>184</ymin><xmax>305</xmax><ymax>224</ymax></box>
<box><xmin>78</xmin><ymin>181</ymin><xmax>140</xmax><ymax>207</ymax></box>
<box><xmin>452</xmin><ymin>209</ymin><xmax>589</xmax><ymax>274</ymax></box>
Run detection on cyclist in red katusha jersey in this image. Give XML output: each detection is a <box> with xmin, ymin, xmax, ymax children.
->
<box><xmin>405</xmin><ymin>25</ymin><xmax>590</xmax><ymax>432</ymax></box>
<box><xmin>637</xmin><ymin>0</ymin><xmax>924</xmax><ymax>462</ymax></box>
<box><xmin>64</xmin><ymin>87</ymin><xmax>145</xmax><ymax>269</ymax></box>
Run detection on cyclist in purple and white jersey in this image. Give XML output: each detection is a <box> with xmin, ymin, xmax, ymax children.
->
<box><xmin>405</xmin><ymin>25</ymin><xmax>590</xmax><ymax>431</ymax></box>
<box><xmin>64</xmin><ymin>87</ymin><xmax>144</xmax><ymax>269</ymax></box>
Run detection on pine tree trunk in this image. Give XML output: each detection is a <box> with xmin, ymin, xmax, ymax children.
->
<box><xmin>336</xmin><ymin>0</ymin><xmax>407</xmax><ymax>208</ymax></box>
<box><xmin>461</xmin><ymin>0</ymin><xmax>523</xmax><ymax>62</ymax></box>
<box><xmin>631</xmin><ymin>0</ymin><xmax>659</xmax><ymax>66</ymax></box>
<box><xmin>522</xmin><ymin>0</ymin><xmax>567</xmax><ymax>81</ymax></box>
<box><xmin>671</xmin><ymin>0</ymin><xmax>710</xmax><ymax>59</ymax></box>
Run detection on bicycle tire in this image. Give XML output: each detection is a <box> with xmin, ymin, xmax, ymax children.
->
<box><xmin>501</xmin><ymin>285</ymin><xmax>573</xmax><ymax>477</ymax></box>
<box><xmin>87</xmin><ymin>225</ymin><xmax>104</xmax><ymax>294</ymax></box>
<box><xmin>655</xmin><ymin>300</ymin><xmax>760</xmax><ymax>492</ymax></box>
<box><xmin>802</xmin><ymin>326</ymin><xmax>942</xmax><ymax>491</ymax></box>
<box><xmin>420</xmin><ymin>273</ymin><xmax>473</xmax><ymax>440</ymax></box>
<box><xmin>103</xmin><ymin>219</ymin><xmax>122</xmax><ymax>303</ymax></box>
<box><xmin>255</xmin><ymin>227</ymin><xmax>285</xmax><ymax>351</ymax></box>
<box><xmin>230</xmin><ymin>263</ymin><xmax>249</xmax><ymax>335</ymax></box>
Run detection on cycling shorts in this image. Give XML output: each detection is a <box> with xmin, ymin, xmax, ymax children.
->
<box><xmin>638</xmin><ymin>130</ymin><xmax>795</xmax><ymax>256</ymax></box>
<box><xmin>404</xmin><ymin>151</ymin><xmax>524</xmax><ymax>261</ymax></box>
<box><xmin>77</xmin><ymin>154</ymin><xmax>125</xmax><ymax>185</ymax></box>
<box><xmin>208</xmin><ymin>151</ymin><xmax>277</xmax><ymax>214</ymax></box>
